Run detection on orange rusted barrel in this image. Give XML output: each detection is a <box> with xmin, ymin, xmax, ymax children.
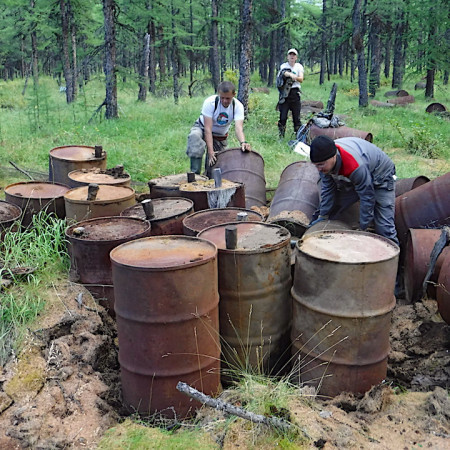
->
<box><xmin>65</xmin><ymin>216</ymin><xmax>152</xmax><ymax>315</ymax></box>
<box><xmin>68</xmin><ymin>168</ymin><xmax>131</xmax><ymax>188</ymax></box>
<box><xmin>199</xmin><ymin>222</ymin><xmax>292</xmax><ymax>378</ymax></box>
<box><xmin>5</xmin><ymin>181</ymin><xmax>70</xmax><ymax>227</ymax></box>
<box><xmin>64</xmin><ymin>185</ymin><xmax>136</xmax><ymax>222</ymax></box>
<box><xmin>49</xmin><ymin>145</ymin><xmax>107</xmax><ymax>186</ymax></box>
<box><xmin>0</xmin><ymin>200</ymin><xmax>22</xmax><ymax>238</ymax></box>
<box><xmin>291</xmin><ymin>230</ymin><xmax>399</xmax><ymax>397</ymax></box>
<box><xmin>182</xmin><ymin>207</ymin><xmax>263</xmax><ymax>236</ymax></box>
<box><xmin>309</xmin><ymin>124</ymin><xmax>373</xmax><ymax>142</ymax></box>
<box><xmin>110</xmin><ymin>236</ymin><xmax>221</xmax><ymax>417</ymax></box>
<box><xmin>121</xmin><ymin>197</ymin><xmax>194</xmax><ymax>235</ymax></box>
<box><xmin>436</xmin><ymin>249</ymin><xmax>450</xmax><ymax>324</ymax></box>
<box><xmin>148</xmin><ymin>173</ymin><xmax>208</xmax><ymax>199</ymax></box>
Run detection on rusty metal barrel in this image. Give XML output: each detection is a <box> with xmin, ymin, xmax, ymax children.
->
<box><xmin>426</xmin><ymin>103</ymin><xmax>446</xmax><ymax>113</ymax></box>
<box><xmin>395</xmin><ymin>172</ymin><xmax>450</xmax><ymax>246</ymax></box>
<box><xmin>65</xmin><ymin>216</ymin><xmax>152</xmax><ymax>315</ymax></box>
<box><xmin>267</xmin><ymin>161</ymin><xmax>320</xmax><ymax>238</ymax></box>
<box><xmin>68</xmin><ymin>168</ymin><xmax>131</xmax><ymax>188</ymax></box>
<box><xmin>436</xmin><ymin>249</ymin><xmax>450</xmax><ymax>325</ymax></box>
<box><xmin>395</xmin><ymin>176</ymin><xmax>430</xmax><ymax>197</ymax></box>
<box><xmin>183</xmin><ymin>207</ymin><xmax>263</xmax><ymax>236</ymax></box>
<box><xmin>309</xmin><ymin>124</ymin><xmax>373</xmax><ymax>142</ymax></box>
<box><xmin>120</xmin><ymin>197</ymin><xmax>194</xmax><ymax>235</ymax></box>
<box><xmin>403</xmin><ymin>229</ymin><xmax>444</xmax><ymax>303</ymax></box>
<box><xmin>198</xmin><ymin>222</ymin><xmax>292</xmax><ymax>377</ymax></box>
<box><xmin>64</xmin><ymin>185</ymin><xmax>136</xmax><ymax>222</ymax></box>
<box><xmin>291</xmin><ymin>230</ymin><xmax>399</xmax><ymax>397</ymax></box>
<box><xmin>49</xmin><ymin>145</ymin><xmax>107</xmax><ymax>186</ymax></box>
<box><xmin>387</xmin><ymin>95</ymin><xmax>415</xmax><ymax>105</ymax></box>
<box><xmin>149</xmin><ymin>173</ymin><xmax>208</xmax><ymax>199</ymax></box>
<box><xmin>5</xmin><ymin>181</ymin><xmax>70</xmax><ymax>227</ymax></box>
<box><xmin>213</xmin><ymin>148</ymin><xmax>266</xmax><ymax>208</ymax></box>
<box><xmin>110</xmin><ymin>236</ymin><xmax>221</xmax><ymax>417</ymax></box>
<box><xmin>0</xmin><ymin>200</ymin><xmax>22</xmax><ymax>238</ymax></box>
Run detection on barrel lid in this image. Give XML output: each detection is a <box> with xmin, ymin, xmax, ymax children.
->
<box><xmin>66</xmin><ymin>216</ymin><xmax>150</xmax><ymax>241</ymax></box>
<box><xmin>121</xmin><ymin>197</ymin><xmax>193</xmax><ymax>221</ymax></box>
<box><xmin>183</xmin><ymin>207</ymin><xmax>263</xmax><ymax>233</ymax></box>
<box><xmin>198</xmin><ymin>222</ymin><xmax>290</xmax><ymax>251</ymax></box>
<box><xmin>0</xmin><ymin>200</ymin><xmax>22</xmax><ymax>222</ymax></box>
<box><xmin>217</xmin><ymin>147</ymin><xmax>264</xmax><ymax>164</ymax></box>
<box><xmin>50</xmin><ymin>145</ymin><xmax>105</xmax><ymax>161</ymax></box>
<box><xmin>64</xmin><ymin>185</ymin><xmax>135</xmax><ymax>203</ymax></box>
<box><xmin>68</xmin><ymin>169</ymin><xmax>130</xmax><ymax>185</ymax></box>
<box><xmin>149</xmin><ymin>173</ymin><xmax>208</xmax><ymax>188</ymax></box>
<box><xmin>299</xmin><ymin>230</ymin><xmax>399</xmax><ymax>263</ymax></box>
<box><xmin>5</xmin><ymin>182</ymin><xmax>70</xmax><ymax>199</ymax></box>
<box><xmin>179</xmin><ymin>178</ymin><xmax>242</xmax><ymax>192</ymax></box>
<box><xmin>110</xmin><ymin>236</ymin><xmax>216</xmax><ymax>269</ymax></box>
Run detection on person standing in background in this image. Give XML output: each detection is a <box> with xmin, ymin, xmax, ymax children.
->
<box><xmin>277</xmin><ymin>48</ymin><xmax>304</xmax><ymax>138</ymax></box>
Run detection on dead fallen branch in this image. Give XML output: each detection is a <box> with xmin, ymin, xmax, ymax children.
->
<box><xmin>9</xmin><ymin>161</ymin><xmax>34</xmax><ymax>180</ymax></box>
<box><xmin>176</xmin><ymin>381</ymin><xmax>294</xmax><ymax>433</ymax></box>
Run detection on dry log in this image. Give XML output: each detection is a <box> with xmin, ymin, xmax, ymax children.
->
<box><xmin>176</xmin><ymin>382</ymin><xmax>293</xmax><ymax>433</ymax></box>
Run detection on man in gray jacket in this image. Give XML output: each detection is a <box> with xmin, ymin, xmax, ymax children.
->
<box><xmin>309</xmin><ymin>135</ymin><xmax>398</xmax><ymax>245</ymax></box>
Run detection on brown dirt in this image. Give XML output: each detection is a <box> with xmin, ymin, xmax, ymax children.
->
<box><xmin>0</xmin><ymin>279</ymin><xmax>448</xmax><ymax>448</ymax></box>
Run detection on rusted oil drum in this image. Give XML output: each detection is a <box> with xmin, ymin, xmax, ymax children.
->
<box><xmin>267</xmin><ymin>161</ymin><xmax>320</xmax><ymax>238</ymax></box>
<box><xmin>213</xmin><ymin>148</ymin><xmax>266</xmax><ymax>208</ymax></box>
<box><xmin>5</xmin><ymin>181</ymin><xmax>70</xmax><ymax>227</ymax></box>
<box><xmin>403</xmin><ymin>229</ymin><xmax>444</xmax><ymax>303</ymax></box>
<box><xmin>425</xmin><ymin>103</ymin><xmax>446</xmax><ymax>113</ymax></box>
<box><xmin>387</xmin><ymin>95</ymin><xmax>415</xmax><ymax>105</ymax></box>
<box><xmin>395</xmin><ymin>176</ymin><xmax>430</xmax><ymax>197</ymax></box>
<box><xmin>291</xmin><ymin>230</ymin><xmax>399</xmax><ymax>397</ymax></box>
<box><xmin>49</xmin><ymin>145</ymin><xmax>107</xmax><ymax>186</ymax></box>
<box><xmin>68</xmin><ymin>168</ymin><xmax>131</xmax><ymax>188</ymax></box>
<box><xmin>120</xmin><ymin>197</ymin><xmax>194</xmax><ymax>235</ymax></box>
<box><xmin>198</xmin><ymin>222</ymin><xmax>292</xmax><ymax>377</ymax></box>
<box><xmin>183</xmin><ymin>207</ymin><xmax>263</xmax><ymax>236</ymax></box>
<box><xmin>149</xmin><ymin>173</ymin><xmax>208</xmax><ymax>199</ymax></box>
<box><xmin>436</xmin><ymin>250</ymin><xmax>450</xmax><ymax>324</ymax></box>
<box><xmin>309</xmin><ymin>124</ymin><xmax>373</xmax><ymax>142</ymax></box>
<box><xmin>395</xmin><ymin>172</ymin><xmax>450</xmax><ymax>246</ymax></box>
<box><xmin>110</xmin><ymin>236</ymin><xmax>221</xmax><ymax>417</ymax></box>
<box><xmin>179</xmin><ymin>179</ymin><xmax>245</xmax><ymax>211</ymax></box>
<box><xmin>385</xmin><ymin>89</ymin><xmax>409</xmax><ymax>97</ymax></box>
<box><xmin>65</xmin><ymin>216</ymin><xmax>152</xmax><ymax>315</ymax></box>
<box><xmin>0</xmin><ymin>200</ymin><xmax>22</xmax><ymax>238</ymax></box>
<box><xmin>64</xmin><ymin>185</ymin><xmax>136</xmax><ymax>222</ymax></box>
<box><xmin>370</xmin><ymin>100</ymin><xmax>395</xmax><ymax>108</ymax></box>
<box><xmin>304</xmin><ymin>220</ymin><xmax>351</xmax><ymax>236</ymax></box>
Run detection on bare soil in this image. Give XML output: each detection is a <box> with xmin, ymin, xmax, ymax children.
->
<box><xmin>0</xmin><ymin>281</ymin><xmax>448</xmax><ymax>449</ymax></box>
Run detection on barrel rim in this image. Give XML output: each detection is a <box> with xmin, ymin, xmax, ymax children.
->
<box><xmin>216</xmin><ymin>147</ymin><xmax>265</xmax><ymax>166</ymax></box>
<box><xmin>4</xmin><ymin>181</ymin><xmax>71</xmax><ymax>200</ymax></box>
<box><xmin>0</xmin><ymin>200</ymin><xmax>23</xmax><ymax>223</ymax></box>
<box><xmin>67</xmin><ymin>169</ymin><xmax>131</xmax><ymax>185</ymax></box>
<box><xmin>63</xmin><ymin>185</ymin><xmax>136</xmax><ymax>204</ymax></box>
<box><xmin>182</xmin><ymin>207</ymin><xmax>263</xmax><ymax>230</ymax></box>
<box><xmin>50</xmin><ymin>145</ymin><xmax>106</xmax><ymax>161</ymax></box>
<box><xmin>121</xmin><ymin>197</ymin><xmax>194</xmax><ymax>222</ymax></box>
<box><xmin>110</xmin><ymin>235</ymin><xmax>218</xmax><ymax>271</ymax></box>
<box><xmin>297</xmin><ymin>230</ymin><xmax>400</xmax><ymax>265</ymax></box>
<box><xmin>198</xmin><ymin>221</ymin><xmax>291</xmax><ymax>254</ymax></box>
<box><xmin>65</xmin><ymin>215</ymin><xmax>151</xmax><ymax>242</ymax></box>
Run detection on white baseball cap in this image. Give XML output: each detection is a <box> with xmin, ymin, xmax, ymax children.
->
<box><xmin>287</xmin><ymin>48</ymin><xmax>298</xmax><ymax>55</ymax></box>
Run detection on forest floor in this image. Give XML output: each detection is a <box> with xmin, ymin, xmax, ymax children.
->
<box><xmin>0</xmin><ymin>278</ymin><xmax>448</xmax><ymax>449</ymax></box>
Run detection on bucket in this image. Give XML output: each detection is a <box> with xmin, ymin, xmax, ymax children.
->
<box><xmin>267</xmin><ymin>161</ymin><xmax>320</xmax><ymax>237</ymax></box>
<box><xmin>5</xmin><ymin>181</ymin><xmax>70</xmax><ymax>227</ymax></box>
<box><xmin>121</xmin><ymin>197</ymin><xmax>194</xmax><ymax>235</ymax></box>
<box><xmin>183</xmin><ymin>207</ymin><xmax>263</xmax><ymax>236</ymax></box>
<box><xmin>291</xmin><ymin>230</ymin><xmax>399</xmax><ymax>397</ymax></box>
<box><xmin>198</xmin><ymin>222</ymin><xmax>292</xmax><ymax>378</ymax></box>
<box><xmin>0</xmin><ymin>200</ymin><xmax>22</xmax><ymax>238</ymax></box>
<box><xmin>110</xmin><ymin>236</ymin><xmax>221</xmax><ymax>417</ymax></box>
<box><xmin>65</xmin><ymin>216</ymin><xmax>152</xmax><ymax>315</ymax></box>
<box><xmin>68</xmin><ymin>167</ymin><xmax>131</xmax><ymax>188</ymax></box>
<box><xmin>213</xmin><ymin>148</ymin><xmax>266</xmax><ymax>208</ymax></box>
<box><xmin>49</xmin><ymin>145</ymin><xmax>107</xmax><ymax>186</ymax></box>
<box><xmin>64</xmin><ymin>185</ymin><xmax>136</xmax><ymax>222</ymax></box>
<box><xmin>395</xmin><ymin>172</ymin><xmax>450</xmax><ymax>246</ymax></box>
<box><xmin>149</xmin><ymin>173</ymin><xmax>208</xmax><ymax>199</ymax></box>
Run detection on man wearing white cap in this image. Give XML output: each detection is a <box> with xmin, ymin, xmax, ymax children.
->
<box><xmin>277</xmin><ymin>48</ymin><xmax>304</xmax><ymax>138</ymax></box>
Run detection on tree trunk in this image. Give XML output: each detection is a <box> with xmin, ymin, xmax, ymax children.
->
<box><xmin>267</xmin><ymin>0</ymin><xmax>278</xmax><ymax>87</ymax></box>
<box><xmin>278</xmin><ymin>0</ymin><xmax>285</xmax><ymax>64</ymax></box>
<box><xmin>320</xmin><ymin>0</ymin><xmax>327</xmax><ymax>85</ymax></box>
<box><xmin>30</xmin><ymin>0</ymin><xmax>39</xmax><ymax>87</ymax></box>
<box><xmin>60</xmin><ymin>0</ymin><xmax>74</xmax><ymax>103</ymax></box>
<box><xmin>352</xmin><ymin>0</ymin><xmax>368</xmax><ymax>107</ymax></box>
<box><xmin>237</xmin><ymin>0</ymin><xmax>252</xmax><ymax>117</ymax></box>
<box><xmin>368</xmin><ymin>13</ymin><xmax>381</xmax><ymax>97</ymax></box>
<box><xmin>171</xmin><ymin>0</ymin><xmax>179</xmax><ymax>105</ymax></box>
<box><xmin>158</xmin><ymin>26</ymin><xmax>165</xmax><ymax>81</ymax></box>
<box><xmin>384</xmin><ymin>32</ymin><xmax>391</xmax><ymax>79</ymax></box>
<box><xmin>425</xmin><ymin>7</ymin><xmax>436</xmax><ymax>99</ymax></box>
<box><xmin>138</xmin><ymin>32</ymin><xmax>150</xmax><ymax>101</ymax></box>
<box><xmin>148</xmin><ymin>18</ymin><xmax>156</xmax><ymax>94</ymax></box>
<box><xmin>392</xmin><ymin>10</ymin><xmax>405</xmax><ymax>88</ymax></box>
<box><xmin>210</xmin><ymin>0</ymin><xmax>220</xmax><ymax>91</ymax></box>
<box><xmin>69</xmin><ymin>1</ymin><xmax>77</xmax><ymax>99</ymax></box>
<box><xmin>102</xmin><ymin>0</ymin><xmax>118</xmax><ymax>119</ymax></box>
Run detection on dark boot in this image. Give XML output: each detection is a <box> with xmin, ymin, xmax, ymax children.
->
<box><xmin>190</xmin><ymin>157</ymin><xmax>203</xmax><ymax>175</ymax></box>
<box><xmin>278</xmin><ymin>122</ymin><xmax>286</xmax><ymax>138</ymax></box>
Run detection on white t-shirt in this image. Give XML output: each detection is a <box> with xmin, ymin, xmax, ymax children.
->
<box><xmin>279</xmin><ymin>62</ymin><xmax>304</xmax><ymax>89</ymax></box>
<box><xmin>200</xmin><ymin>95</ymin><xmax>245</xmax><ymax>136</ymax></box>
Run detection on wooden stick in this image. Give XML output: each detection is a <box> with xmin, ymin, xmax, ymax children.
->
<box><xmin>9</xmin><ymin>161</ymin><xmax>34</xmax><ymax>180</ymax></box>
<box><xmin>176</xmin><ymin>382</ymin><xmax>292</xmax><ymax>432</ymax></box>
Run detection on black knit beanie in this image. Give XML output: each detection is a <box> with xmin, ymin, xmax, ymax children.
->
<box><xmin>309</xmin><ymin>135</ymin><xmax>337</xmax><ymax>163</ymax></box>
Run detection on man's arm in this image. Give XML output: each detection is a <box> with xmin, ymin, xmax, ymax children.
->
<box><xmin>350</xmin><ymin>166</ymin><xmax>376</xmax><ymax>230</ymax></box>
<box><xmin>203</xmin><ymin>116</ymin><xmax>216</xmax><ymax>164</ymax></box>
<box><xmin>234</xmin><ymin>119</ymin><xmax>251</xmax><ymax>152</ymax></box>
<box><xmin>318</xmin><ymin>174</ymin><xmax>337</xmax><ymax>218</ymax></box>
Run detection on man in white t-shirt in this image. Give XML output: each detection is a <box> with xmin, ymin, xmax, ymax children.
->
<box><xmin>186</xmin><ymin>81</ymin><xmax>251</xmax><ymax>176</ymax></box>
<box><xmin>277</xmin><ymin>48</ymin><xmax>304</xmax><ymax>138</ymax></box>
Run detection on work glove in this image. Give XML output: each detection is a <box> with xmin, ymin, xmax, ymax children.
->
<box><xmin>208</xmin><ymin>152</ymin><xmax>217</xmax><ymax>166</ymax></box>
<box><xmin>309</xmin><ymin>216</ymin><xmax>326</xmax><ymax>227</ymax></box>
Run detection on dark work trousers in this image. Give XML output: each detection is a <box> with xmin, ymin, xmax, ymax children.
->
<box><xmin>278</xmin><ymin>87</ymin><xmax>301</xmax><ymax>136</ymax></box>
